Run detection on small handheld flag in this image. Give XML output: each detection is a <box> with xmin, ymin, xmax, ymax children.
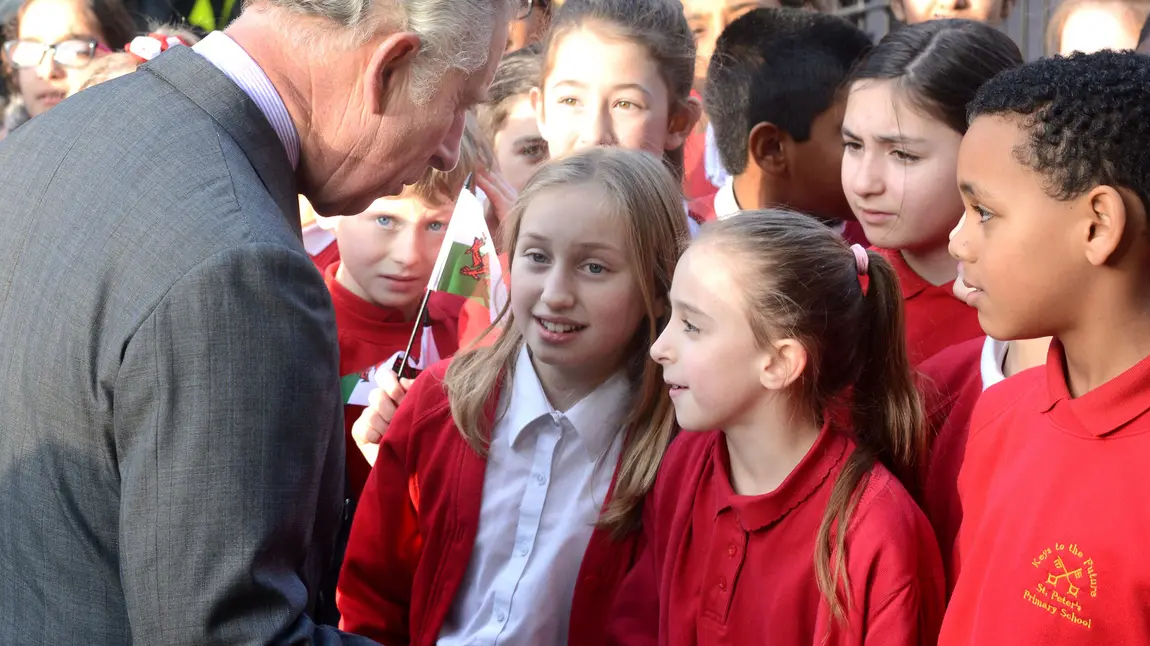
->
<box><xmin>395</xmin><ymin>186</ymin><xmax>507</xmax><ymax>382</ymax></box>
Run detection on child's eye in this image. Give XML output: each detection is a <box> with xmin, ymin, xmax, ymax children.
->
<box><xmin>682</xmin><ymin>318</ymin><xmax>700</xmax><ymax>334</ymax></box>
<box><xmin>375</xmin><ymin>216</ymin><xmax>395</xmax><ymax>229</ymax></box>
<box><xmin>974</xmin><ymin>205</ymin><xmax>994</xmax><ymax>223</ymax></box>
<box><xmin>557</xmin><ymin>97</ymin><xmax>579</xmax><ymax>107</ymax></box>
<box><xmin>526</xmin><ymin>251</ymin><xmax>548</xmax><ymax>264</ymax></box>
<box><xmin>614</xmin><ymin>100</ymin><xmax>640</xmax><ymax>111</ymax></box>
<box><xmin>585</xmin><ymin>262</ymin><xmax>606</xmax><ymax>275</ymax></box>
<box><xmin>427</xmin><ymin>221</ymin><xmax>446</xmax><ymax>232</ymax></box>
<box><xmin>518</xmin><ymin>140</ymin><xmax>548</xmax><ymax>163</ymax></box>
<box><xmin>892</xmin><ymin>149</ymin><xmax>920</xmax><ymax>163</ymax></box>
<box><xmin>843</xmin><ymin>141</ymin><xmax>862</xmax><ymax>153</ymax></box>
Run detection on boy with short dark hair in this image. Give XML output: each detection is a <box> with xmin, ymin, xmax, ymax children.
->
<box><xmin>942</xmin><ymin>50</ymin><xmax>1150</xmax><ymax>644</ymax></box>
<box><xmin>693</xmin><ymin>7</ymin><xmax>870</xmax><ymax>245</ymax></box>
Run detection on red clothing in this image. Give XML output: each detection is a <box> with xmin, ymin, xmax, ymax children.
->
<box><xmin>874</xmin><ymin>248</ymin><xmax>983</xmax><ymax>366</ymax></box>
<box><xmin>842</xmin><ymin>221</ymin><xmax>869</xmax><ymax>248</ymax></box>
<box><xmin>609</xmin><ymin>427</ymin><xmax>945</xmax><ymax>646</ymax></box>
<box><xmin>337</xmin><ymin>361</ymin><xmax>643</xmax><ymax>646</ymax></box>
<box><xmin>324</xmin><ymin>262</ymin><xmax>464</xmax><ymax>500</ymax></box>
<box><xmin>312</xmin><ymin>239</ymin><xmax>341</xmax><ymax>274</ymax></box>
<box><xmin>682</xmin><ymin>92</ymin><xmax>715</xmax><ymax>201</ymax></box>
<box><xmin>940</xmin><ymin>341</ymin><xmax>1150</xmax><ymax>645</ymax></box>
<box><xmin>688</xmin><ymin>192</ymin><xmax>718</xmax><ymax>223</ymax></box>
<box><xmin>918</xmin><ymin>337</ymin><xmax>984</xmax><ymax>590</ymax></box>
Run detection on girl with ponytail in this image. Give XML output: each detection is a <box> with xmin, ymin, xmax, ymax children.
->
<box><xmin>609</xmin><ymin>209</ymin><xmax>944</xmax><ymax>645</ymax></box>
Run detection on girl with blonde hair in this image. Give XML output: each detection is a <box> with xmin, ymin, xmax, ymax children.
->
<box><xmin>337</xmin><ymin>146</ymin><xmax>688</xmax><ymax>646</ymax></box>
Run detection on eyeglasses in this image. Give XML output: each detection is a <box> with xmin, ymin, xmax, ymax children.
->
<box><xmin>3</xmin><ymin>38</ymin><xmax>106</xmax><ymax>69</ymax></box>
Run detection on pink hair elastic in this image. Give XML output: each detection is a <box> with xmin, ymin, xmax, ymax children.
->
<box><xmin>850</xmin><ymin>244</ymin><xmax>869</xmax><ymax>276</ymax></box>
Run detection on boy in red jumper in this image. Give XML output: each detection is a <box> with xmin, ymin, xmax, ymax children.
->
<box><xmin>942</xmin><ymin>51</ymin><xmax>1150</xmax><ymax>644</ymax></box>
<box><xmin>327</xmin><ymin>134</ymin><xmax>481</xmax><ymax>502</ymax></box>
<box><xmin>691</xmin><ymin>8</ymin><xmax>870</xmax><ymax>247</ymax></box>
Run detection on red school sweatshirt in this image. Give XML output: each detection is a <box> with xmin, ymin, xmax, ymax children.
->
<box><xmin>336</xmin><ymin>360</ymin><xmax>644</xmax><ymax>646</ymax></box>
<box><xmin>873</xmin><ymin>248</ymin><xmax>983</xmax><ymax>366</ymax></box>
<box><xmin>918</xmin><ymin>336</ymin><xmax>984</xmax><ymax>592</ymax></box>
<box><xmin>940</xmin><ymin>341</ymin><xmax>1150</xmax><ymax>645</ymax></box>
<box><xmin>324</xmin><ymin>262</ymin><xmax>464</xmax><ymax>500</ymax></box>
<box><xmin>608</xmin><ymin>426</ymin><xmax>945</xmax><ymax>646</ymax></box>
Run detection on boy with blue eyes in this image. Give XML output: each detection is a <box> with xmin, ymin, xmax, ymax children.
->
<box><xmin>326</xmin><ymin>131</ymin><xmax>480</xmax><ymax>503</ymax></box>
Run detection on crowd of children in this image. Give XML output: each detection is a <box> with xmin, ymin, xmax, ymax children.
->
<box><xmin>10</xmin><ymin>0</ymin><xmax>1150</xmax><ymax>642</ymax></box>
<box><xmin>314</xmin><ymin>0</ymin><xmax>1150</xmax><ymax>642</ymax></box>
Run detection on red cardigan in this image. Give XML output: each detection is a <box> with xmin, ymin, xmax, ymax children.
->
<box><xmin>337</xmin><ymin>360</ymin><xmax>643</xmax><ymax>646</ymax></box>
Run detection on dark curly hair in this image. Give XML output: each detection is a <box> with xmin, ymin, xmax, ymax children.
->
<box><xmin>968</xmin><ymin>50</ymin><xmax>1150</xmax><ymax>212</ymax></box>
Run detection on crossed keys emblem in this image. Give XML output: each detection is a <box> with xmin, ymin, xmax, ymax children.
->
<box><xmin>1046</xmin><ymin>556</ymin><xmax>1084</xmax><ymax>597</ymax></box>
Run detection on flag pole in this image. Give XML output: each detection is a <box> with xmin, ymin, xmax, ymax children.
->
<box><xmin>394</xmin><ymin>290</ymin><xmax>431</xmax><ymax>380</ymax></box>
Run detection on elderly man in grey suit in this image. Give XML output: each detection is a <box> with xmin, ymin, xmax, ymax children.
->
<box><xmin>0</xmin><ymin>0</ymin><xmax>514</xmax><ymax>642</ymax></box>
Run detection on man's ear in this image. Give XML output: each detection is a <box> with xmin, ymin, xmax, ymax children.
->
<box><xmin>365</xmin><ymin>31</ymin><xmax>422</xmax><ymax>114</ymax></box>
<box><xmin>1081</xmin><ymin>185</ymin><xmax>1129</xmax><ymax>267</ymax></box>
<box><xmin>749</xmin><ymin>122</ymin><xmax>787</xmax><ymax>176</ymax></box>
<box><xmin>665</xmin><ymin>94</ymin><xmax>703</xmax><ymax>151</ymax></box>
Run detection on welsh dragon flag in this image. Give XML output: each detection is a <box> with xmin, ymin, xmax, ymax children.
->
<box><xmin>341</xmin><ymin>188</ymin><xmax>508</xmax><ymax>406</ymax></box>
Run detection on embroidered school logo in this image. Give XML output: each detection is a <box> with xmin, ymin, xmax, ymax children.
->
<box><xmin>1025</xmin><ymin>542</ymin><xmax>1098</xmax><ymax>629</ymax></box>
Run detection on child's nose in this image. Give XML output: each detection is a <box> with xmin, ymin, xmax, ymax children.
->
<box><xmin>649</xmin><ymin>326</ymin><xmax>673</xmax><ymax>364</ymax></box>
<box><xmin>580</xmin><ymin>104</ymin><xmax>617</xmax><ymax>148</ymax></box>
<box><xmin>948</xmin><ymin>211</ymin><xmax>975</xmax><ymax>262</ymax></box>
<box><xmin>847</xmin><ymin>152</ymin><xmax>884</xmax><ymax>198</ymax></box>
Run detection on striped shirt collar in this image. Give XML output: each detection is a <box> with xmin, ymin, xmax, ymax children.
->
<box><xmin>192</xmin><ymin>31</ymin><xmax>301</xmax><ymax>170</ymax></box>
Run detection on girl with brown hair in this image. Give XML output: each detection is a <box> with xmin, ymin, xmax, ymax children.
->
<box><xmin>611</xmin><ymin>210</ymin><xmax>944</xmax><ymax>644</ymax></box>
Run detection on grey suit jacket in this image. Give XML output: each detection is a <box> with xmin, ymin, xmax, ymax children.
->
<box><xmin>0</xmin><ymin>46</ymin><xmax>375</xmax><ymax>645</ymax></box>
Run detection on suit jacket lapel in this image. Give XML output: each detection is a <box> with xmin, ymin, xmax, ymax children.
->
<box><xmin>140</xmin><ymin>46</ymin><xmax>301</xmax><ymax>232</ymax></box>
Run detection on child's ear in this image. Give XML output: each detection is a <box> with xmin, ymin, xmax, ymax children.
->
<box><xmin>530</xmin><ymin>86</ymin><xmax>546</xmax><ymax>131</ymax></box>
<box><xmin>759</xmin><ymin>338</ymin><xmax>807</xmax><ymax>391</ymax></box>
<box><xmin>749</xmin><ymin>122</ymin><xmax>786</xmax><ymax>176</ymax></box>
<box><xmin>665</xmin><ymin>94</ymin><xmax>703</xmax><ymax>151</ymax></box>
<box><xmin>1082</xmin><ymin>185</ymin><xmax>1130</xmax><ymax>266</ymax></box>
<box><xmin>366</xmin><ymin>32</ymin><xmax>422</xmax><ymax>114</ymax></box>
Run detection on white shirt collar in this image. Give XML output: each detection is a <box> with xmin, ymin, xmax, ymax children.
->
<box><xmin>503</xmin><ymin>345</ymin><xmax>632</xmax><ymax>458</ymax></box>
<box><xmin>193</xmin><ymin>32</ymin><xmax>301</xmax><ymax>170</ymax></box>
<box><xmin>981</xmin><ymin>336</ymin><xmax>1009</xmax><ymax>390</ymax></box>
<box><xmin>714</xmin><ymin>177</ymin><xmax>740</xmax><ymax>220</ymax></box>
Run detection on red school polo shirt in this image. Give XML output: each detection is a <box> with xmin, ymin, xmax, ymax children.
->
<box><xmin>324</xmin><ymin>262</ymin><xmax>464</xmax><ymax>500</ymax></box>
<box><xmin>874</xmin><ymin>248</ymin><xmax>983</xmax><ymax>366</ymax></box>
<box><xmin>940</xmin><ymin>341</ymin><xmax>1150</xmax><ymax>645</ymax></box>
<box><xmin>918</xmin><ymin>336</ymin><xmax>985</xmax><ymax>592</ymax></box>
<box><xmin>612</xmin><ymin>427</ymin><xmax>944</xmax><ymax>646</ymax></box>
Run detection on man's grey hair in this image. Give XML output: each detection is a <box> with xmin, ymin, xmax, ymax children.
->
<box><xmin>269</xmin><ymin>0</ymin><xmax>512</xmax><ymax>103</ymax></box>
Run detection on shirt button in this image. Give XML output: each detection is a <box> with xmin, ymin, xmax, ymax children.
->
<box><xmin>718</xmin><ymin>576</ymin><xmax>727</xmax><ymax>591</ymax></box>
<box><xmin>535</xmin><ymin>473</ymin><xmax>546</xmax><ymax>485</ymax></box>
<box><xmin>518</xmin><ymin>545</ymin><xmax>529</xmax><ymax>556</ymax></box>
<box><xmin>727</xmin><ymin>544</ymin><xmax>737</xmax><ymax>558</ymax></box>
<box><xmin>496</xmin><ymin>611</ymin><xmax>507</xmax><ymax>623</ymax></box>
